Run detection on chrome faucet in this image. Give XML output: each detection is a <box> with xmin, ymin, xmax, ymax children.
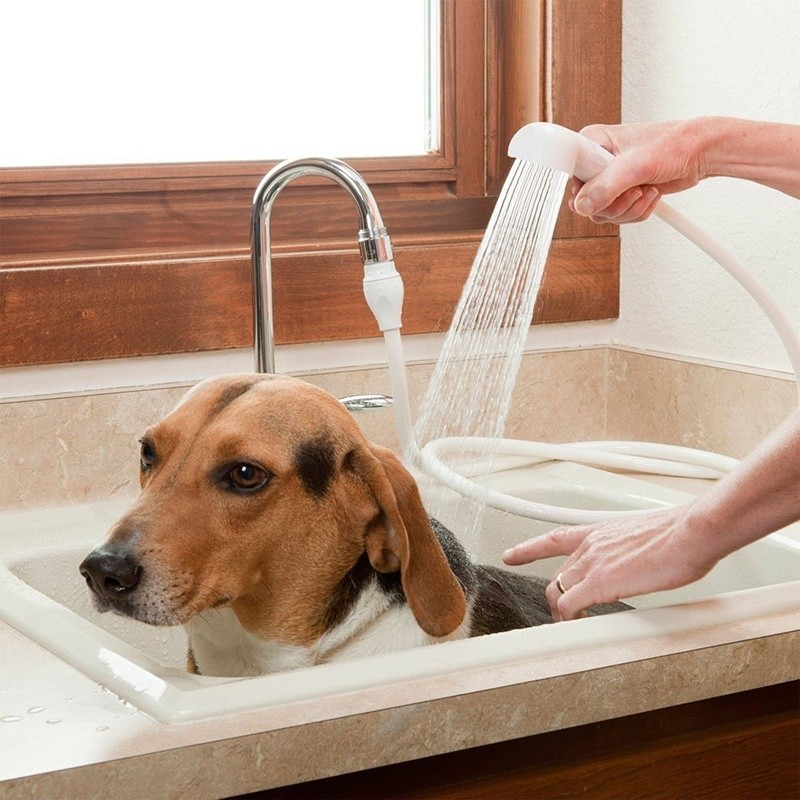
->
<box><xmin>250</xmin><ymin>157</ymin><xmax>397</xmax><ymax>373</ymax></box>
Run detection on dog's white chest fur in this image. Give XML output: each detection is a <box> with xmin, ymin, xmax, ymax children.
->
<box><xmin>186</xmin><ymin>580</ymin><xmax>470</xmax><ymax>678</ymax></box>
<box><xmin>186</xmin><ymin>608</ymin><xmax>312</xmax><ymax>677</ymax></box>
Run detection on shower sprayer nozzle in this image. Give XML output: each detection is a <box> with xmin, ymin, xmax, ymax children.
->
<box><xmin>508</xmin><ymin>122</ymin><xmax>614</xmax><ymax>182</ymax></box>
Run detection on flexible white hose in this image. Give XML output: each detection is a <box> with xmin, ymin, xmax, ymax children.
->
<box><xmin>415</xmin><ymin>444</ymin><xmax>675</xmax><ymax>524</ymax></box>
<box><xmin>382</xmin><ymin>197</ymin><xmax>800</xmax><ymax>525</ymax></box>
<box><xmin>423</xmin><ymin>437</ymin><xmax>738</xmax><ymax>479</ymax></box>
<box><xmin>654</xmin><ymin>202</ymin><xmax>800</xmax><ymax>396</ymax></box>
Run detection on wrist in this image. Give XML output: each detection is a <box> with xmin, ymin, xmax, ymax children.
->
<box><xmin>679</xmin><ymin>116</ymin><xmax>730</xmax><ymax>181</ymax></box>
<box><xmin>672</xmin><ymin>500</ymin><xmax>729</xmax><ymax>572</ymax></box>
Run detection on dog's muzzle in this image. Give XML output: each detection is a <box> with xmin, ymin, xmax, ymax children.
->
<box><xmin>80</xmin><ymin>546</ymin><xmax>143</xmax><ymax>605</ymax></box>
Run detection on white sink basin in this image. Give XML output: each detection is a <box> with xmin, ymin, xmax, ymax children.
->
<box><xmin>2</xmin><ymin>464</ymin><xmax>799</xmax><ymax>723</ymax></box>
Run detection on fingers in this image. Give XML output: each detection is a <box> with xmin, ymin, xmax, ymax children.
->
<box><xmin>508</xmin><ymin>504</ymin><xmax>697</xmax><ymax>622</ymax></box>
<box><xmin>609</xmin><ymin>186</ymin><xmax>661</xmax><ymax>223</ymax></box>
<box><xmin>597</xmin><ymin>186</ymin><xmax>645</xmax><ymax>218</ymax></box>
<box><xmin>502</xmin><ymin>526</ymin><xmax>588</xmax><ymax>565</ymax></box>
<box><xmin>570</xmin><ymin>133</ymin><xmax>668</xmax><ymax>221</ymax></box>
<box><xmin>544</xmin><ymin>562</ymin><xmax>585</xmax><ymax>620</ymax></box>
<box><xmin>579</xmin><ymin>124</ymin><xmax>620</xmax><ymax>154</ymax></box>
<box><xmin>503</xmin><ymin>526</ymin><xmax>607</xmax><ymax>622</ymax></box>
<box><xmin>569</xmin><ymin>176</ymin><xmax>659</xmax><ymax>224</ymax></box>
<box><xmin>545</xmin><ymin>569</ymin><xmax>614</xmax><ymax>621</ymax></box>
<box><xmin>574</xmin><ymin>154</ymin><xmax>654</xmax><ymax>216</ymax></box>
<box><xmin>554</xmin><ymin>580</ymin><xmax>598</xmax><ymax>621</ymax></box>
<box><xmin>502</xmin><ymin>527</ymin><xmax>597</xmax><ymax>621</ymax></box>
<box><xmin>572</xmin><ymin>180</ymin><xmax>662</xmax><ymax>225</ymax></box>
<box><xmin>545</xmin><ymin>568</ymin><xmax>574</xmax><ymax>619</ymax></box>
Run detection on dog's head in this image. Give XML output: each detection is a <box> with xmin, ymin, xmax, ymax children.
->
<box><xmin>79</xmin><ymin>374</ymin><xmax>466</xmax><ymax>644</ymax></box>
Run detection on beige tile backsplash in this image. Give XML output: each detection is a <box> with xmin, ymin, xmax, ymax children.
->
<box><xmin>1</xmin><ymin>347</ymin><xmax>795</xmax><ymax>511</ymax></box>
<box><xmin>606</xmin><ymin>349</ymin><xmax>797</xmax><ymax>458</ymax></box>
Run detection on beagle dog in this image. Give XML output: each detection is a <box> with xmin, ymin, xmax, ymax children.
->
<box><xmin>80</xmin><ymin>374</ymin><xmax>627</xmax><ymax>677</ymax></box>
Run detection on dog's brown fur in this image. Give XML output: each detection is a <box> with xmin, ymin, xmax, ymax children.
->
<box><xmin>89</xmin><ymin>374</ymin><xmax>467</xmax><ymax>645</ymax></box>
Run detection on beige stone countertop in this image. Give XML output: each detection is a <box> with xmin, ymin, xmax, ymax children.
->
<box><xmin>1</xmin><ymin>602</ymin><xmax>798</xmax><ymax>800</ymax></box>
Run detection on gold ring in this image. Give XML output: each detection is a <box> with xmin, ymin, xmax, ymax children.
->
<box><xmin>556</xmin><ymin>573</ymin><xmax>567</xmax><ymax>594</ymax></box>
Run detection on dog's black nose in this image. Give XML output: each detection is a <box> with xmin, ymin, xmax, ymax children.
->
<box><xmin>80</xmin><ymin>547</ymin><xmax>142</xmax><ymax>601</ymax></box>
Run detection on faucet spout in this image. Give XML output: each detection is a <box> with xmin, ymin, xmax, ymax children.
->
<box><xmin>250</xmin><ymin>157</ymin><xmax>396</xmax><ymax>373</ymax></box>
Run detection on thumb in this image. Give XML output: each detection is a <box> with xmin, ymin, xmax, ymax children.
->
<box><xmin>579</xmin><ymin>124</ymin><xmax>620</xmax><ymax>154</ymax></box>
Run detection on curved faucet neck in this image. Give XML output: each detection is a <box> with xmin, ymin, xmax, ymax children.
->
<box><xmin>250</xmin><ymin>157</ymin><xmax>394</xmax><ymax>373</ymax></box>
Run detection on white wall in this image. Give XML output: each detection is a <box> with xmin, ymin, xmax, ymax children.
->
<box><xmin>616</xmin><ymin>0</ymin><xmax>800</xmax><ymax>374</ymax></box>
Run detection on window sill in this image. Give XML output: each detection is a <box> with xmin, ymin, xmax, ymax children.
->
<box><xmin>0</xmin><ymin>321</ymin><xmax>617</xmax><ymax>403</ymax></box>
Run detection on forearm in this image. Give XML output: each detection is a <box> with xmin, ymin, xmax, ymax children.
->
<box><xmin>692</xmin><ymin>117</ymin><xmax>800</xmax><ymax>198</ymax></box>
<box><xmin>682</xmin><ymin>410</ymin><xmax>800</xmax><ymax>564</ymax></box>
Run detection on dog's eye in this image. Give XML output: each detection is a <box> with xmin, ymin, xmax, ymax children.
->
<box><xmin>227</xmin><ymin>463</ymin><xmax>270</xmax><ymax>492</ymax></box>
<box><xmin>140</xmin><ymin>439</ymin><xmax>156</xmax><ymax>471</ymax></box>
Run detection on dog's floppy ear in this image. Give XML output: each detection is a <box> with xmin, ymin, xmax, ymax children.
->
<box><xmin>355</xmin><ymin>443</ymin><xmax>467</xmax><ymax>638</ymax></box>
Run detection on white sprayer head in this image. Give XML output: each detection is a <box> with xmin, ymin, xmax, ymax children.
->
<box><xmin>508</xmin><ymin>122</ymin><xmax>615</xmax><ymax>182</ymax></box>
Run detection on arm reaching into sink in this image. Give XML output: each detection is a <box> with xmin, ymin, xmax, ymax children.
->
<box><xmin>503</xmin><ymin>409</ymin><xmax>800</xmax><ymax>621</ymax></box>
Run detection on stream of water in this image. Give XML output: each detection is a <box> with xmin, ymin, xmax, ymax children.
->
<box><xmin>414</xmin><ymin>159</ymin><xmax>569</xmax><ymax>557</ymax></box>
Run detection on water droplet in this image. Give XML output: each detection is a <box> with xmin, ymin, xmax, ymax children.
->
<box><xmin>95</xmin><ymin>725</ymin><xmax>109</xmax><ymax>732</ymax></box>
<box><xmin>27</xmin><ymin>706</ymin><xmax>45</xmax><ymax>714</ymax></box>
<box><xmin>1</xmin><ymin>716</ymin><xmax>23</xmax><ymax>723</ymax></box>
<box><xmin>45</xmin><ymin>718</ymin><xmax>61</xmax><ymax>725</ymax></box>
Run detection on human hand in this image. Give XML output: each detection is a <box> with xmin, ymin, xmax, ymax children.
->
<box><xmin>570</xmin><ymin>119</ymin><xmax>709</xmax><ymax>224</ymax></box>
<box><xmin>501</xmin><ymin>504</ymin><xmax>716</xmax><ymax>621</ymax></box>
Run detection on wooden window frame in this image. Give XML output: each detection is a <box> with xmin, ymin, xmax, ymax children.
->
<box><xmin>0</xmin><ymin>0</ymin><xmax>621</xmax><ymax>368</ymax></box>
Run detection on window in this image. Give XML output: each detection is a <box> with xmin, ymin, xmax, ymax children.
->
<box><xmin>2</xmin><ymin>1</ymin><xmax>438</xmax><ymax>165</ymax></box>
<box><xmin>0</xmin><ymin>0</ymin><xmax>621</xmax><ymax>368</ymax></box>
